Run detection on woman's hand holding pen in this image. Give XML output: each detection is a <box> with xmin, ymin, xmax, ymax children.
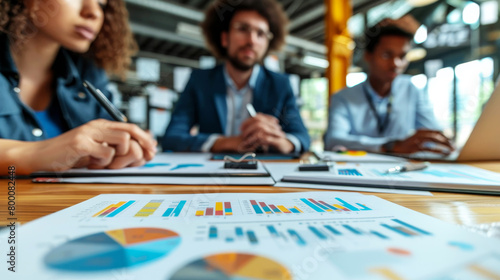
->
<box><xmin>26</xmin><ymin>119</ymin><xmax>157</xmax><ymax>172</ymax></box>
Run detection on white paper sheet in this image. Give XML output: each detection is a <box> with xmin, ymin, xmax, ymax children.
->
<box><xmin>282</xmin><ymin>163</ymin><xmax>500</xmax><ymax>194</ymax></box>
<box><xmin>318</xmin><ymin>151</ymin><xmax>408</xmax><ymax>162</ymax></box>
<box><xmin>265</xmin><ymin>163</ymin><xmax>432</xmax><ymax>195</ymax></box>
<box><xmin>3</xmin><ymin>192</ymin><xmax>500</xmax><ymax>280</ymax></box>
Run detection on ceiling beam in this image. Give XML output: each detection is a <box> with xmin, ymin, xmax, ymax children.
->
<box><xmin>125</xmin><ymin>0</ymin><xmax>326</xmax><ymax>54</ymax></box>
<box><xmin>289</xmin><ymin>6</ymin><xmax>325</xmax><ymax>31</ymax></box>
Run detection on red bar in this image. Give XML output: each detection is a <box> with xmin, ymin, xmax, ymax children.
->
<box><xmin>99</xmin><ymin>207</ymin><xmax>118</xmax><ymax>217</ymax></box>
<box><xmin>259</xmin><ymin>202</ymin><xmax>268</xmax><ymax>208</ymax></box>
<box><xmin>206</xmin><ymin>208</ymin><xmax>214</xmax><ymax>216</ymax></box>
<box><xmin>224</xmin><ymin>202</ymin><xmax>231</xmax><ymax>209</ymax></box>
<box><xmin>215</xmin><ymin>211</ymin><xmax>223</xmax><ymax>216</ymax></box>
<box><xmin>250</xmin><ymin>200</ymin><xmax>258</xmax><ymax>206</ymax></box>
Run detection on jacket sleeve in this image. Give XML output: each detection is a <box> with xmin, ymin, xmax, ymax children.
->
<box><xmin>161</xmin><ymin>71</ymin><xmax>212</xmax><ymax>151</ymax></box>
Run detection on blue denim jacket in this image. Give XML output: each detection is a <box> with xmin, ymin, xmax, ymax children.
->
<box><xmin>0</xmin><ymin>35</ymin><xmax>112</xmax><ymax>141</ymax></box>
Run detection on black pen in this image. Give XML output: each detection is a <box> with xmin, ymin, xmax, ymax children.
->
<box><xmin>83</xmin><ymin>80</ymin><xmax>127</xmax><ymax>122</ymax></box>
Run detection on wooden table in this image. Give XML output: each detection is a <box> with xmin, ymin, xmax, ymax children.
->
<box><xmin>1</xmin><ymin>162</ymin><xmax>500</xmax><ymax>229</ymax></box>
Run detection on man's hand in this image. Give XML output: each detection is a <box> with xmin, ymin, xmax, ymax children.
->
<box><xmin>390</xmin><ymin>129</ymin><xmax>455</xmax><ymax>154</ymax></box>
<box><xmin>240</xmin><ymin>113</ymin><xmax>294</xmax><ymax>154</ymax></box>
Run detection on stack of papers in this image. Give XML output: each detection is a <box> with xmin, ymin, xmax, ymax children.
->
<box><xmin>3</xmin><ymin>191</ymin><xmax>500</xmax><ymax>279</ymax></box>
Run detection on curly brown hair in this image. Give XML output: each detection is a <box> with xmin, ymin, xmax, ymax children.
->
<box><xmin>201</xmin><ymin>0</ymin><xmax>288</xmax><ymax>59</ymax></box>
<box><xmin>0</xmin><ymin>0</ymin><xmax>137</xmax><ymax>77</ymax></box>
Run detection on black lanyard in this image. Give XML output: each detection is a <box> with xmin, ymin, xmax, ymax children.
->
<box><xmin>363</xmin><ymin>85</ymin><xmax>392</xmax><ymax>135</ymax></box>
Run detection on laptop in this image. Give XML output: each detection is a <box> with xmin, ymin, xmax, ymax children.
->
<box><xmin>409</xmin><ymin>82</ymin><xmax>500</xmax><ymax>162</ymax></box>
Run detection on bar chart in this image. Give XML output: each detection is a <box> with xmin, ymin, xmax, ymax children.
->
<box><xmin>245</xmin><ymin>197</ymin><xmax>372</xmax><ymax>215</ymax></box>
<box><xmin>135</xmin><ymin>200</ymin><xmax>163</xmax><ymax>217</ymax></box>
<box><xmin>92</xmin><ymin>201</ymin><xmax>136</xmax><ymax>218</ymax></box>
<box><xmin>162</xmin><ymin>200</ymin><xmax>187</xmax><ymax>217</ymax></box>
<box><xmin>195</xmin><ymin>201</ymin><xmax>233</xmax><ymax>216</ymax></box>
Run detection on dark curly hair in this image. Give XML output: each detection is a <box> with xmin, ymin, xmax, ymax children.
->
<box><xmin>0</xmin><ymin>0</ymin><xmax>137</xmax><ymax>78</ymax></box>
<box><xmin>201</xmin><ymin>0</ymin><xmax>288</xmax><ymax>59</ymax></box>
<box><xmin>364</xmin><ymin>24</ymin><xmax>414</xmax><ymax>53</ymax></box>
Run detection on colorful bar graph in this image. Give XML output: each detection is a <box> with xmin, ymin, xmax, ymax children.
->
<box><xmin>135</xmin><ymin>200</ymin><xmax>163</xmax><ymax>217</ymax></box>
<box><xmin>309</xmin><ymin>226</ymin><xmax>328</xmax><ymax>240</ymax></box>
<box><xmin>335</xmin><ymin>198</ymin><xmax>359</xmax><ymax>211</ymax></box>
<box><xmin>250</xmin><ymin>200</ymin><xmax>263</xmax><ymax>214</ymax></box>
<box><xmin>288</xmin><ymin>229</ymin><xmax>306</xmax><ymax>246</ymax></box>
<box><xmin>319</xmin><ymin>201</ymin><xmax>339</xmax><ymax>211</ymax></box>
<box><xmin>162</xmin><ymin>200</ymin><xmax>187</xmax><ymax>217</ymax></box>
<box><xmin>338</xmin><ymin>169</ymin><xmax>363</xmax><ymax>176</ymax></box>
<box><xmin>93</xmin><ymin>200</ymin><xmax>135</xmax><ymax>218</ymax></box>
<box><xmin>309</xmin><ymin>198</ymin><xmax>333</xmax><ymax>211</ymax></box>
<box><xmin>300</xmin><ymin>198</ymin><xmax>325</xmax><ymax>212</ymax></box>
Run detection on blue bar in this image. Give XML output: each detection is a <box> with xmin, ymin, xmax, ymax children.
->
<box><xmin>382</xmin><ymin>224</ymin><xmax>412</xmax><ymax>237</ymax></box>
<box><xmin>324</xmin><ymin>225</ymin><xmax>342</xmax><ymax>235</ymax></box>
<box><xmin>319</xmin><ymin>201</ymin><xmax>338</xmax><ymax>211</ymax></box>
<box><xmin>288</xmin><ymin>229</ymin><xmax>306</xmax><ymax>246</ymax></box>
<box><xmin>235</xmin><ymin>227</ymin><xmax>244</xmax><ymax>237</ymax></box>
<box><xmin>356</xmin><ymin>203</ymin><xmax>372</xmax><ymax>211</ymax></box>
<box><xmin>252</xmin><ymin>204</ymin><xmax>263</xmax><ymax>214</ymax></box>
<box><xmin>107</xmin><ymin>201</ymin><xmax>135</xmax><ymax>217</ymax></box>
<box><xmin>271</xmin><ymin>207</ymin><xmax>282</xmax><ymax>213</ymax></box>
<box><xmin>335</xmin><ymin>198</ymin><xmax>359</xmax><ymax>211</ymax></box>
<box><xmin>267</xmin><ymin>225</ymin><xmax>279</xmax><ymax>237</ymax></box>
<box><xmin>262</xmin><ymin>206</ymin><xmax>272</xmax><ymax>213</ymax></box>
<box><xmin>308</xmin><ymin>226</ymin><xmax>327</xmax><ymax>240</ymax></box>
<box><xmin>209</xmin><ymin>226</ymin><xmax>217</xmax><ymax>239</ymax></box>
<box><xmin>247</xmin><ymin>231</ymin><xmax>258</xmax><ymax>244</ymax></box>
<box><xmin>300</xmin><ymin>199</ymin><xmax>325</xmax><ymax>212</ymax></box>
<box><xmin>392</xmin><ymin>219</ymin><xmax>431</xmax><ymax>235</ymax></box>
<box><xmin>162</xmin><ymin>208</ymin><xmax>174</xmax><ymax>217</ymax></box>
<box><xmin>225</xmin><ymin>237</ymin><xmax>234</xmax><ymax>242</ymax></box>
<box><xmin>289</xmin><ymin>208</ymin><xmax>300</xmax><ymax>213</ymax></box>
<box><xmin>173</xmin><ymin>200</ymin><xmax>187</xmax><ymax>217</ymax></box>
<box><xmin>343</xmin><ymin>225</ymin><xmax>362</xmax><ymax>235</ymax></box>
<box><xmin>371</xmin><ymin>231</ymin><xmax>388</xmax><ymax>239</ymax></box>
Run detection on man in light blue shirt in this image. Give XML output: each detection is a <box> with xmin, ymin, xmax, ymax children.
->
<box><xmin>325</xmin><ymin>23</ymin><xmax>453</xmax><ymax>154</ymax></box>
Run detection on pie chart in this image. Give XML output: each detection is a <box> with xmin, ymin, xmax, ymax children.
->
<box><xmin>45</xmin><ymin>227</ymin><xmax>180</xmax><ymax>271</ymax></box>
<box><xmin>169</xmin><ymin>252</ymin><xmax>292</xmax><ymax>280</ymax></box>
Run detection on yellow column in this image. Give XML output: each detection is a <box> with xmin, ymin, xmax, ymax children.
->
<box><xmin>324</xmin><ymin>0</ymin><xmax>353</xmax><ymax>98</ymax></box>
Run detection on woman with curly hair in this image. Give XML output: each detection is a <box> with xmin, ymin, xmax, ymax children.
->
<box><xmin>0</xmin><ymin>0</ymin><xmax>157</xmax><ymax>175</ymax></box>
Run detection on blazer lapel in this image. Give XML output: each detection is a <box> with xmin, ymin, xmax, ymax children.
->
<box><xmin>212</xmin><ymin>66</ymin><xmax>227</xmax><ymax>133</ymax></box>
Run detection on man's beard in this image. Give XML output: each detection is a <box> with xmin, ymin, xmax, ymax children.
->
<box><xmin>227</xmin><ymin>46</ymin><xmax>260</xmax><ymax>71</ymax></box>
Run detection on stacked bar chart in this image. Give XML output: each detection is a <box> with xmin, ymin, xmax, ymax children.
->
<box><xmin>162</xmin><ymin>200</ymin><xmax>187</xmax><ymax>217</ymax></box>
<box><xmin>195</xmin><ymin>201</ymin><xmax>233</xmax><ymax>216</ymax></box>
<box><xmin>93</xmin><ymin>201</ymin><xmax>135</xmax><ymax>218</ymax></box>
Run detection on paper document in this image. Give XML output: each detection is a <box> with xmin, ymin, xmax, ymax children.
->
<box><xmin>3</xmin><ymin>191</ymin><xmax>500</xmax><ymax>279</ymax></box>
<box><xmin>282</xmin><ymin>163</ymin><xmax>500</xmax><ymax>195</ymax></box>
<box><xmin>31</xmin><ymin>153</ymin><xmax>269</xmax><ymax>178</ymax></box>
<box><xmin>317</xmin><ymin>150</ymin><xmax>407</xmax><ymax>162</ymax></box>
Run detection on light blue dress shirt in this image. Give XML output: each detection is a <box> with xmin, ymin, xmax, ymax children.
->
<box><xmin>325</xmin><ymin>75</ymin><xmax>441</xmax><ymax>152</ymax></box>
<box><xmin>201</xmin><ymin>64</ymin><xmax>301</xmax><ymax>152</ymax></box>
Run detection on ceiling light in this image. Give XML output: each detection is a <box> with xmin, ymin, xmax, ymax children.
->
<box><xmin>302</xmin><ymin>56</ymin><xmax>329</xmax><ymax>69</ymax></box>
<box><xmin>406</xmin><ymin>0</ymin><xmax>439</xmax><ymax>7</ymax></box>
<box><xmin>406</xmin><ymin>48</ymin><xmax>427</xmax><ymax>62</ymax></box>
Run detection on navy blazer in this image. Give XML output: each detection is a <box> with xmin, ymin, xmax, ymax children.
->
<box><xmin>0</xmin><ymin>34</ymin><xmax>113</xmax><ymax>141</ymax></box>
<box><xmin>162</xmin><ymin>65</ymin><xmax>310</xmax><ymax>152</ymax></box>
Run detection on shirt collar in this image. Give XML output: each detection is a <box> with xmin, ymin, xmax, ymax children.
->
<box><xmin>363</xmin><ymin>80</ymin><xmax>389</xmax><ymax>102</ymax></box>
<box><xmin>223</xmin><ymin>64</ymin><xmax>261</xmax><ymax>93</ymax></box>
<box><xmin>0</xmin><ymin>33</ymin><xmax>79</xmax><ymax>85</ymax></box>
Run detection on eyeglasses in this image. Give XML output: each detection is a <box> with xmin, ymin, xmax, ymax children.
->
<box><xmin>231</xmin><ymin>22</ymin><xmax>274</xmax><ymax>41</ymax></box>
